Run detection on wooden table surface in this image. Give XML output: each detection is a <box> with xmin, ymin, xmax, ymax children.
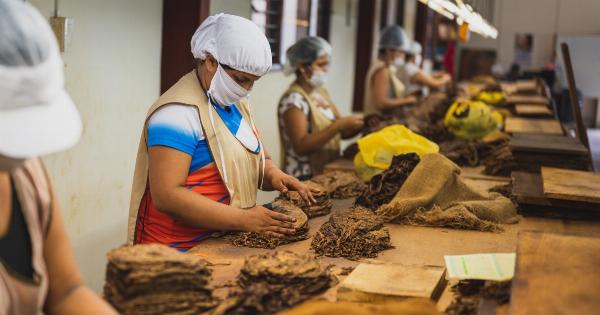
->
<box><xmin>189</xmin><ymin>178</ymin><xmax>600</xmax><ymax>312</ymax></box>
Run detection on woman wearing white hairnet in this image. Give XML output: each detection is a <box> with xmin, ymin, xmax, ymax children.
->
<box><xmin>0</xmin><ymin>1</ymin><xmax>117</xmax><ymax>314</ymax></box>
<box><xmin>364</xmin><ymin>25</ymin><xmax>417</xmax><ymax>115</ymax></box>
<box><xmin>128</xmin><ymin>14</ymin><xmax>315</xmax><ymax>251</ymax></box>
<box><xmin>278</xmin><ymin>37</ymin><xmax>363</xmax><ymax>180</ymax></box>
<box><xmin>400</xmin><ymin>41</ymin><xmax>452</xmax><ymax>95</ymax></box>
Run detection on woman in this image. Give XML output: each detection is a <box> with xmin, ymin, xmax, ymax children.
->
<box><xmin>364</xmin><ymin>25</ymin><xmax>417</xmax><ymax>115</ymax></box>
<box><xmin>128</xmin><ymin>14</ymin><xmax>315</xmax><ymax>251</ymax></box>
<box><xmin>0</xmin><ymin>1</ymin><xmax>117</xmax><ymax>314</ymax></box>
<box><xmin>401</xmin><ymin>41</ymin><xmax>451</xmax><ymax>95</ymax></box>
<box><xmin>278</xmin><ymin>37</ymin><xmax>363</xmax><ymax>180</ymax></box>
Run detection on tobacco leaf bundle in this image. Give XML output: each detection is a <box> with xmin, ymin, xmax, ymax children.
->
<box><xmin>312</xmin><ymin>171</ymin><xmax>366</xmax><ymax>199</ymax></box>
<box><xmin>279</xmin><ymin>180</ymin><xmax>333</xmax><ymax>218</ymax></box>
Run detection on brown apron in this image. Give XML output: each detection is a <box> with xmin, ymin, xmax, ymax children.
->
<box><xmin>127</xmin><ymin>71</ymin><xmax>264</xmax><ymax>244</ymax></box>
<box><xmin>1</xmin><ymin>159</ymin><xmax>51</xmax><ymax>315</ymax></box>
<box><xmin>279</xmin><ymin>84</ymin><xmax>341</xmax><ymax>176</ymax></box>
<box><xmin>363</xmin><ymin>59</ymin><xmax>406</xmax><ymax>115</ymax></box>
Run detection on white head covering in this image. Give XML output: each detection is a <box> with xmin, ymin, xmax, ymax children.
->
<box><xmin>0</xmin><ymin>0</ymin><xmax>81</xmax><ymax>159</ymax></box>
<box><xmin>410</xmin><ymin>41</ymin><xmax>422</xmax><ymax>55</ymax></box>
<box><xmin>283</xmin><ymin>36</ymin><xmax>332</xmax><ymax>76</ymax></box>
<box><xmin>191</xmin><ymin>13</ymin><xmax>272</xmax><ymax>76</ymax></box>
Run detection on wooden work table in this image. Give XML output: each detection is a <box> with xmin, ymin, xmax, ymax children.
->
<box><xmin>189</xmin><ymin>184</ymin><xmax>600</xmax><ymax>311</ymax></box>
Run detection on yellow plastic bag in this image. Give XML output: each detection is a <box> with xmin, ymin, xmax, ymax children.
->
<box><xmin>354</xmin><ymin>125</ymin><xmax>439</xmax><ymax>181</ymax></box>
<box><xmin>475</xmin><ymin>90</ymin><xmax>505</xmax><ymax>105</ymax></box>
<box><xmin>444</xmin><ymin>100</ymin><xmax>503</xmax><ymax>140</ymax></box>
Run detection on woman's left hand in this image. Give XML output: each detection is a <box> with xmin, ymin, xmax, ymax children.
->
<box><xmin>270</xmin><ymin>170</ymin><xmax>317</xmax><ymax>205</ymax></box>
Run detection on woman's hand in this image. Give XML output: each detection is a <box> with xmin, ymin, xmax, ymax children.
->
<box><xmin>241</xmin><ymin>205</ymin><xmax>297</xmax><ymax>237</ymax></box>
<box><xmin>335</xmin><ymin>115</ymin><xmax>364</xmax><ymax>133</ymax></box>
<box><xmin>269</xmin><ymin>169</ymin><xmax>317</xmax><ymax>205</ymax></box>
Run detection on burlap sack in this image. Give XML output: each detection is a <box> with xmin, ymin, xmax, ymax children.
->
<box><xmin>376</xmin><ymin>153</ymin><xmax>518</xmax><ymax>231</ymax></box>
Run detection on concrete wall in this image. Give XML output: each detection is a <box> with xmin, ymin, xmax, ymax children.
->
<box><xmin>30</xmin><ymin>0</ymin><xmax>162</xmax><ymax>292</ymax></box>
<box><xmin>460</xmin><ymin>0</ymin><xmax>600</xmax><ymax>71</ymax></box>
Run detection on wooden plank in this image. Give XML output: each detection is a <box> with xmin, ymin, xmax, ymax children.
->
<box><xmin>505</xmin><ymin>95</ymin><xmax>549</xmax><ymax>105</ymax></box>
<box><xmin>505</xmin><ymin>117</ymin><xmax>563</xmax><ymax>135</ymax></box>
<box><xmin>509</xmin><ymin>231</ymin><xmax>600</xmax><ymax>315</ymax></box>
<box><xmin>515</xmin><ymin>104</ymin><xmax>553</xmax><ymax>117</ymax></box>
<box><xmin>542</xmin><ymin>167</ymin><xmax>600</xmax><ymax>204</ymax></box>
<box><xmin>515</xmin><ymin>79</ymin><xmax>538</xmax><ymax>93</ymax></box>
<box><xmin>323</xmin><ymin>158</ymin><xmax>355</xmax><ymax>173</ymax></box>
<box><xmin>512</xmin><ymin>171</ymin><xmax>551</xmax><ymax>206</ymax></box>
<box><xmin>509</xmin><ymin>134</ymin><xmax>589</xmax><ymax>155</ymax></box>
<box><xmin>337</xmin><ymin>262</ymin><xmax>447</xmax><ymax>303</ymax></box>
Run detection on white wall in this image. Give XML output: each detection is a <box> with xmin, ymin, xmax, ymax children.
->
<box><xmin>210</xmin><ymin>0</ymin><xmax>359</xmax><ymax>204</ymax></box>
<box><xmin>460</xmin><ymin>0</ymin><xmax>600</xmax><ymax>71</ymax></box>
<box><xmin>30</xmin><ymin>0</ymin><xmax>162</xmax><ymax>292</ymax></box>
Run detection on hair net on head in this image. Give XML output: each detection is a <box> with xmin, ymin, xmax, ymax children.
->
<box><xmin>379</xmin><ymin>25</ymin><xmax>411</xmax><ymax>51</ymax></box>
<box><xmin>283</xmin><ymin>36</ymin><xmax>332</xmax><ymax>76</ymax></box>
<box><xmin>0</xmin><ymin>0</ymin><xmax>81</xmax><ymax>158</ymax></box>
<box><xmin>191</xmin><ymin>13</ymin><xmax>272</xmax><ymax>76</ymax></box>
<box><xmin>410</xmin><ymin>41</ymin><xmax>422</xmax><ymax>55</ymax></box>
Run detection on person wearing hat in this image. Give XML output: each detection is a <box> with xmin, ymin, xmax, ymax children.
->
<box><xmin>128</xmin><ymin>14</ymin><xmax>316</xmax><ymax>251</ymax></box>
<box><xmin>0</xmin><ymin>1</ymin><xmax>117</xmax><ymax>314</ymax></box>
<box><xmin>399</xmin><ymin>41</ymin><xmax>452</xmax><ymax>95</ymax></box>
<box><xmin>278</xmin><ymin>36</ymin><xmax>364</xmax><ymax>180</ymax></box>
<box><xmin>364</xmin><ymin>25</ymin><xmax>417</xmax><ymax>115</ymax></box>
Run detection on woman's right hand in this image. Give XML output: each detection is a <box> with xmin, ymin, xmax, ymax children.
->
<box><xmin>240</xmin><ymin>205</ymin><xmax>297</xmax><ymax>237</ymax></box>
<box><xmin>336</xmin><ymin>115</ymin><xmax>364</xmax><ymax>133</ymax></box>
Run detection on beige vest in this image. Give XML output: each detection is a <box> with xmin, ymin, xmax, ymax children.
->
<box><xmin>1</xmin><ymin>159</ymin><xmax>51</xmax><ymax>315</ymax></box>
<box><xmin>279</xmin><ymin>84</ymin><xmax>341</xmax><ymax>176</ymax></box>
<box><xmin>127</xmin><ymin>71</ymin><xmax>264</xmax><ymax>244</ymax></box>
<box><xmin>363</xmin><ymin>59</ymin><xmax>406</xmax><ymax>115</ymax></box>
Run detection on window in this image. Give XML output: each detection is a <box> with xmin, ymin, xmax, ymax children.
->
<box><xmin>251</xmin><ymin>0</ymin><xmax>332</xmax><ymax>67</ymax></box>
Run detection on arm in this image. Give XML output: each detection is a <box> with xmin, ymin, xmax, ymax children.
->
<box><xmin>411</xmin><ymin>70</ymin><xmax>451</xmax><ymax>89</ymax></box>
<box><xmin>371</xmin><ymin>67</ymin><xmax>416</xmax><ymax>111</ymax></box>
<box><xmin>330</xmin><ymin>105</ymin><xmax>362</xmax><ymax>139</ymax></box>
<box><xmin>282</xmin><ymin>106</ymin><xmax>343</xmax><ymax>156</ymax></box>
<box><xmin>43</xmin><ymin>182</ymin><xmax>118</xmax><ymax>315</ymax></box>
<box><xmin>148</xmin><ymin>146</ymin><xmax>295</xmax><ymax>235</ymax></box>
<box><xmin>260</xmin><ymin>156</ymin><xmax>317</xmax><ymax>204</ymax></box>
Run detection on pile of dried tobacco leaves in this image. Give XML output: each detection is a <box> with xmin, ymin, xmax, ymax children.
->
<box><xmin>212</xmin><ymin>251</ymin><xmax>337</xmax><ymax>315</ymax></box>
<box><xmin>104</xmin><ymin>244</ymin><xmax>218</xmax><ymax>315</ymax></box>
<box><xmin>312</xmin><ymin>170</ymin><xmax>366</xmax><ymax>199</ymax></box>
<box><xmin>445</xmin><ymin>280</ymin><xmax>512</xmax><ymax>315</ymax></box>
<box><xmin>279</xmin><ymin>180</ymin><xmax>333</xmax><ymax>218</ymax></box>
<box><xmin>311</xmin><ymin>206</ymin><xmax>393</xmax><ymax>260</ymax></box>
<box><xmin>227</xmin><ymin>200</ymin><xmax>309</xmax><ymax>249</ymax></box>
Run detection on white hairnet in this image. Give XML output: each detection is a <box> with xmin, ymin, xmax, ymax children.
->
<box><xmin>191</xmin><ymin>13</ymin><xmax>272</xmax><ymax>76</ymax></box>
<box><xmin>283</xmin><ymin>36</ymin><xmax>332</xmax><ymax>76</ymax></box>
<box><xmin>410</xmin><ymin>41</ymin><xmax>422</xmax><ymax>55</ymax></box>
<box><xmin>0</xmin><ymin>0</ymin><xmax>81</xmax><ymax>158</ymax></box>
<box><xmin>379</xmin><ymin>25</ymin><xmax>411</xmax><ymax>51</ymax></box>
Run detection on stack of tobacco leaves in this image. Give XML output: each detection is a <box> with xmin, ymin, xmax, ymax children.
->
<box><xmin>212</xmin><ymin>251</ymin><xmax>337</xmax><ymax>315</ymax></box>
<box><xmin>445</xmin><ymin>280</ymin><xmax>512</xmax><ymax>315</ymax></box>
<box><xmin>226</xmin><ymin>200</ymin><xmax>309</xmax><ymax>249</ymax></box>
<box><xmin>356</xmin><ymin>153</ymin><xmax>420</xmax><ymax>210</ymax></box>
<box><xmin>311</xmin><ymin>206</ymin><xmax>393</xmax><ymax>260</ymax></box>
<box><xmin>104</xmin><ymin>244</ymin><xmax>218</xmax><ymax>315</ymax></box>
<box><xmin>279</xmin><ymin>180</ymin><xmax>333</xmax><ymax>218</ymax></box>
<box><xmin>312</xmin><ymin>171</ymin><xmax>366</xmax><ymax>199</ymax></box>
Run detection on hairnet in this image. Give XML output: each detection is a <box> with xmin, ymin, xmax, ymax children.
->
<box><xmin>0</xmin><ymin>0</ymin><xmax>81</xmax><ymax>158</ymax></box>
<box><xmin>283</xmin><ymin>36</ymin><xmax>332</xmax><ymax>76</ymax></box>
<box><xmin>379</xmin><ymin>25</ymin><xmax>411</xmax><ymax>51</ymax></box>
<box><xmin>191</xmin><ymin>13</ymin><xmax>272</xmax><ymax>76</ymax></box>
<box><xmin>410</xmin><ymin>41</ymin><xmax>422</xmax><ymax>55</ymax></box>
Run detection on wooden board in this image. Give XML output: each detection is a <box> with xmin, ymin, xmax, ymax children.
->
<box><xmin>323</xmin><ymin>158</ymin><xmax>355</xmax><ymax>173</ymax></box>
<box><xmin>515</xmin><ymin>79</ymin><xmax>538</xmax><ymax>93</ymax></box>
<box><xmin>506</xmin><ymin>95</ymin><xmax>549</xmax><ymax>105</ymax></box>
<box><xmin>542</xmin><ymin>167</ymin><xmax>600</xmax><ymax>204</ymax></box>
<box><xmin>509</xmin><ymin>231</ymin><xmax>600</xmax><ymax>315</ymax></box>
<box><xmin>505</xmin><ymin>117</ymin><xmax>563</xmax><ymax>135</ymax></box>
<box><xmin>515</xmin><ymin>104</ymin><xmax>553</xmax><ymax>117</ymax></box>
<box><xmin>337</xmin><ymin>262</ymin><xmax>447</xmax><ymax>303</ymax></box>
<box><xmin>509</xmin><ymin>134</ymin><xmax>589</xmax><ymax>155</ymax></box>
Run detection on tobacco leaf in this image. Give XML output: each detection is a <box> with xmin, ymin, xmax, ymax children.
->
<box><xmin>312</xmin><ymin>171</ymin><xmax>366</xmax><ymax>199</ymax></box>
<box><xmin>279</xmin><ymin>180</ymin><xmax>333</xmax><ymax>218</ymax></box>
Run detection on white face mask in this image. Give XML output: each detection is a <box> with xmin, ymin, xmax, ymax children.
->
<box><xmin>415</xmin><ymin>54</ymin><xmax>423</xmax><ymax>67</ymax></box>
<box><xmin>308</xmin><ymin>69</ymin><xmax>327</xmax><ymax>87</ymax></box>
<box><xmin>393</xmin><ymin>57</ymin><xmax>405</xmax><ymax>67</ymax></box>
<box><xmin>207</xmin><ymin>64</ymin><xmax>249</xmax><ymax>107</ymax></box>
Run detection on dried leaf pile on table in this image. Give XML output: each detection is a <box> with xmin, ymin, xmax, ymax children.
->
<box><xmin>356</xmin><ymin>153</ymin><xmax>421</xmax><ymax>210</ymax></box>
<box><xmin>279</xmin><ymin>180</ymin><xmax>333</xmax><ymax>218</ymax></box>
<box><xmin>445</xmin><ymin>280</ymin><xmax>511</xmax><ymax>315</ymax></box>
<box><xmin>311</xmin><ymin>206</ymin><xmax>393</xmax><ymax>260</ymax></box>
<box><xmin>104</xmin><ymin>244</ymin><xmax>218</xmax><ymax>315</ymax></box>
<box><xmin>227</xmin><ymin>200</ymin><xmax>309</xmax><ymax>249</ymax></box>
<box><xmin>211</xmin><ymin>251</ymin><xmax>337</xmax><ymax>315</ymax></box>
<box><xmin>312</xmin><ymin>170</ymin><xmax>366</xmax><ymax>199</ymax></box>
<box><xmin>482</xmin><ymin>141</ymin><xmax>516</xmax><ymax>176</ymax></box>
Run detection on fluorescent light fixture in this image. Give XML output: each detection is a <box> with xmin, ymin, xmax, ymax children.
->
<box><xmin>418</xmin><ymin>0</ymin><xmax>498</xmax><ymax>39</ymax></box>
